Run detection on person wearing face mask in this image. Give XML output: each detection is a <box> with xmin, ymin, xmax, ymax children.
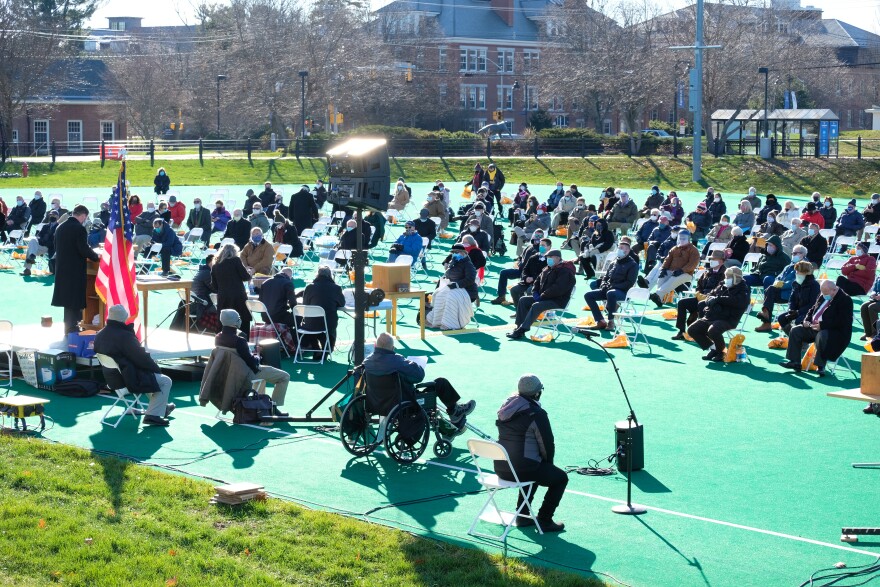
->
<box><xmin>781</xmin><ymin>280</ymin><xmax>853</xmax><ymax>377</ymax></box>
<box><xmin>289</xmin><ymin>184</ymin><xmax>319</xmax><ymax>233</ymax></box>
<box><xmin>508</xmin><ymin>249</ymin><xmax>576</xmax><ymax>340</ymax></box>
<box><xmin>686</xmin><ymin>202</ymin><xmax>713</xmax><ymax>243</ymax></box>
<box><xmin>147</xmin><ymin>218</ymin><xmax>183</xmax><ymax>276</ymax></box>
<box><xmin>314</xmin><ymin>179</ymin><xmax>328</xmax><ymax>208</ymax></box>
<box><xmin>754</xmin><ymin>211</ymin><xmax>786</xmax><ymax>242</ymax></box>
<box><xmin>777</xmin><ymin>200</ymin><xmax>800</xmax><ymax>226</ymax></box>
<box><xmin>648</xmin><ymin>229</ymin><xmax>700</xmax><ymax>308</ymax></box>
<box><xmin>754</xmin><ymin>244</ymin><xmax>807</xmax><ymax>331</ymax></box>
<box><xmin>742</xmin><ymin>234</ymin><xmax>791</xmax><ymax>289</ymax></box>
<box><xmin>635</xmin><ymin>208</ymin><xmax>661</xmax><ymax>252</ymax></box>
<box><xmin>686</xmin><ymin>267</ymin><xmax>750</xmax><ymax>362</ymax></box>
<box><xmin>743</xmin><ymin>186</ymin><xmax>762</xmax><ymax>211</ymax></box>
<box><xmin>819</xmin><ymin>197</ymin><xmax>837</xmax><ymax>229</ymax></box>
<box><xmin>578</xmin><ymin>216</ymin><xmax>614</xmax><ymax>278</ymax></box>
<box><xmin>605</xmin><ymin>190</ymin><xmax>639</xmax><ymax>235</ymax></box>
<box><xmin>434</xmin><ymin>180</ymin><xmax>451</xmax><ymax>210</ymax></box>
<box><xmin>484</xmin><ymin>163</ymin><xmax>506</xmax><ymax>213</ymax></box>
<box><xmin>153</xmin><ymin>168</ymin><xmax>171</xmax><ymax>195</ymax></box>
<box><xmin>704</xmin><ymin>214</ymin><xmax>734</xmax><ymax>256</ymax></box>
<box><xmin>799</xmin><ymin>201</ymin><xmax>825</xmax><ymax>229</ymax></box>
<box><xmin>458</xmin><ymin>218</ymin><xmax>491</xmax><ymax>254</ymax></box>
<box><xmin>258</xmin><ymin>181</ymin><xmax>277</xmax><ymax>209</ymax></box>
<box><xmin>513</xmin><ymin>204</ymin><xmax>551</xmax><ymax>256</ymax></box>
<box><xmin>643</xmin><ymin>214</ymin><xmax>672</xmax><ymax>274</ymax></box>
<box><xmin>755</xmin><ymin>193</ymin><xmax>781</xmax><ymax>225</ymax></box>
<box><xmin>799</xmin><ymin>222</ymin><xmax>827</xmax><ymax>268</ymax></box>
<box><xmin>551</xmin><ymin>189</ymin><xmax>577</xmax><ymax>231</ymax></box>
<box><xmin>211</xmin><ymin>200</ymin><xmax>231</xmax><ymax>234</ymax></box>
<box><xmin>242</xmin><ymin>189</ymin><xmax>259</xmax><ymax>216</ymax></box>
<box><xmin>443</xmin><ymin>243</ymin><xmax>479</xmax><ymax>302</ymax></box>
<box><xmin>52</xmin><ymin>205</ymin><xmax>100</xmax><ymax>333</ymax></box>
<box><xmin>706</xmin><ymin>191</ymin><xmax>726</xmax><ymax>225</ymax></box>
<box><xmin>364</xmin><ymin>208</ymin><xmax>387</xmax><ymax>248</ymax></box>
<box><xmin>583</xmin><ymin>239</ymin><xmax>638</xmax><ymax>331</ymax></box>
<box><xmin>167</xmin><ymin>195</ymin><xmax>186</xmax><ymax>228</ymax></box>
<box><xmin>732</xmin><ymin>200</ymin><xmax>755</xmax><ymax>235</ymax></box>
<box><xmin>387</xmin><ymin>221</ymin><xmax>422</xmax><ymax>265</ymax></box>
<box><xmin>474</xmin><ymin>184</ymin><xmax>496</xmax><ymax>216</ymax></box>
<box><xmin>133</xmin><ymin>201</ymin><xmax>161</xmax><ymax>250</ymax></box>
<box><xmin>464</xmin><ymin>202</ymin><xmax>494</xmax><ymax>236</ymax></box>
<box><xmin>660</xmin><ymin>196</ymin><xmax>684</xmax><ymax>227</ymax></box>
<box><xmin>463</xmin><ymin>163</ymin><xmax>485</xmax><ymax>193</ymax></box>
<box><xmin>509</xmin><ymin>237</ymin><xmax>551</xmax><ymax>305</ymax></box>
<box><xmin>7</xmin><ymin>196</ymin><xmax>31</xmax><ymax>230</ymax></box>
<box><xmin>411</xmin><ymin>209</ymin><xmax>435</xmax><ymax>249</ymax></box>
<box><xmin>223</xmin><ymin>209</ymin><xmax>251</xmax><ymax>249</ymax></box>
<box><xmin>240</xmin><ymin>227</ymin><xmax>274</xmax><ymax>275</ymax></box>
<box><xmin>835</xmin><ymin>198</ymin><xmax>865</xmax><ymax>239</ymax></box>
<box><xmin>492</xmin><ymin>234</ymin><xmax>546</xmax><ymax>305</ymax></box>
<box><xmin>546</xmin><ymin>182</ymin><xmax>565</xmax><ymax>212</ymax></box>
<box><xmin>781</xmin><ymin>219</ymin><xmax>807</xmax><ymax>256</ymax></box>
<box><xmin>862</xmin><ymin>193</ymin><xmax>880</xmax><ymax>227</ymax></box>
<box><xmin>156</xmin><ymin>201</ymin><xmax>171</xmax><ymax>224</ymax></box>
<box><xmin>509</xmin><ymin>183</ymin><xmax>533</xmax><ymax>224</ymax></box>
<box><xmin>22</xmin><ymin>210</ymin><xmax>60</xmax><ymax>276</ymax></box>
<box><xmin>186</xmin><ymin>198</ymin><xmax>213</xmax><ymax>245</ymax></box>
<box><xmin>126</xmin><ymin>194</ymin><xmax>143</xmax><ymax>219</ymax></box>
<box><xmin>28</xmin><ymin>191</ymin><xmax>47</xmax><ymax>225</ymax></box>
<box><xmin>774</xmin><ymin>261</ymin><xmax>820</xmax><ymax>336</ymax></box>
<box><xmin>422</xmin><ymin>188</ymin><xmax>449</xmax><ymax>231</ymax></box>
<box><xmin>566</xmin><ymin>198</ymin><xmax>590</xmax><ymax>237</ymax></box>
<box><xmin>267</xmin><ymin>193</ymin><xmax>288</xmax><ymax>220</ymax></box>
<box><xmin>598</xmin><ymin>187</ymin><xmax>618</xmax><ymax>215</ymax></box>
<box><xmin>671</xmin><ymin>250</ymin><xmax>728</xmax><ymax>339</ymax></box>
<box><xmin>836</xmin><ymin>242</ymin><xmax>877</xmax><ymax>296</ymax></box>
<box><xmin>725</xmin><ymin>226</ymin><xmax>750</xmax><ymax>267</ymax></box>
<box><xmin>271</xmin><ymin>210</ymin><xmax>304</xmax><ymax>258</ymax></box>
<box><xmin>640</xmin><ymin>185</ymin><xmax>665</xmax><ymax>218</ymax></box>
<box><xmin>337</xmin><ymin>218</ymin><xmax>370</xmax><ymax>254</ymax></box>
<box><xmin>247</xmin><ymin>203</ymin><xmax>271</xmax><ymax>234</ymax></box>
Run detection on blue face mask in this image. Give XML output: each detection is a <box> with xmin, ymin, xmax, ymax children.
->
<box><xmin>452</xmin><ymin>253</ymin><xmax>464</xmax><ymax>261</ymax></box>
<box><xmin>159</xmin><ymin>171</ymin><xmax>165</xmax><ymax>176</ymax></box>
<box><xmin>153</xmin><ymin>228</ymin><xmax>162</xmax><ymax>235</ymax></box>
<box><xmin>823</xmin><ymin>293</ymin><xmax>832</xmax><ymax>301</ymax></box>
<box><xmin>538</xmin><ymin>245</ymin><xmax>547</xmax><ymax>254</ymax></box>
<box><xmin>546</xmin><ymin>258</ymin><xmax>556</xmax><ymax>267</ymax></box>
<box><xmin>252</xmin><ymin>235</ymin><xmax>263</xmax><ymax>243</ymax></box>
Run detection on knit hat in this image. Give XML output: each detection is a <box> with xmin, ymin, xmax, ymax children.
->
<box><xmin>108</xmin><ymin>304</ymin><xmax>128</xmax><ymax>323</ymax></box>
<box><xmin>806</xmin><ymin>202</ymin><xmax>817</xmax><ymax>212</ymax></box>
<box><xmin>848</xmin><ymin>199</ymin><xmax>857</xmax><ymax>207</ymax></box>
<box><xmin>220</xmin><ymin>309</ymin><xmax>242</xmax><ymax>328</ymax></box>
<box><xmin>451</xmin><ymin>243</ymin><xmax>466</xmax><ymax>252</ymax></box>
<box><xmin>546</xmin><ymin>249</ymin><xmax>562</xmax><ymax>258</ymax></box>
<box><xmin>518</xmin><ymin>374</ymin><xmax>543</xmax><ymax>397</ymax></box>
<box><xmin>419</xmin><ymin>208</ymin><xmax>429</xmax><ymax>218</ymax></box>
<box><xmin>696</xmin><ymin>202</ymin><xmax>707</xmax><ymax>210</ymax></box>
<box><xmin>168</xmin><ymin>195</ymin><xmax>177</xmax><ymax>204</ymax></box>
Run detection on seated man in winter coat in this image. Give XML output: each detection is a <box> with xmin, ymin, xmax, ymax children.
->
<box><xmin>780</xmin><ymin>218</ymin><xmax>807</xmax><ymax>256</ymax></box>
<box><xmin>773</xmin><ymin>261</ymin><xmax>821</xmax><ymax>335</ymax></box>
<box><xmin>388</xmin><ymin>221</ymin><xmax>424</xmax><ymax>265</ymax></box>
<box><xmin>742</xmin><ymin>234</ymin><xmax>790</xmax><ymax>289</ymax></box>
<box><xmin>799</xmin><ymin>223</ymin><xmax>828</xmax><ymax>268</ymax></box>
<box><xmin>491</xmin><ymin>231</ymin><xmax>544</xmax><ymax>306</ymax></box>
<box><xmin>223</xmin><ymin>210</ymin><xmax>252</xmax><ymax>249</ymax></box>
<box><xmin>781</xmin><ymin>280</ymin><xmax>853</xmax><ymax>377</ymax></box>
<box><xmin>648</xmin><ymin>229</ymin><xmax>701</xmax><ymax>308</ymax></box>
<box><xmin>95</xmin><ymin>304</ymin><xmax>174</xmax><ymax>427</ymax></box>
<box><xmin>147</xmin><ymin>218</ymin><xmax>183</xmax><ymax>275</ymax></box>
<box><xmin>583</xmin><ymin>239</ymin><xmax>638</xmax><ymax>331</ymax></box>
<box><xmin>671</xmin><ymin>249</ymin><xmax>728</xmax><ymax>339</ymax></box>
<box><xmin>686</xmin><ymin>267</ymin><xmax>751</xmax><ymax>362</ymax></box>
<box><xmin>240</xmin><ymin>227</ymin><xmax>275</xmax><ymax>275</ymax></box>
<box><xmin>442</xmin><ymin>244</ymin><xmax>479</xmax><ymax>302</ymax></box>
<box><xmin>604</xmin><ymin>191</ymin><xmax>639</xmax><ymax>235</ymax></box>
<box><xmin>634</xmin><ymin>208</ymin><xmax>660</xmax><ymax>252</ymax></box>
<box><xmin>508</xmin><ymin>250</ymin><xmax>576</xmax><ymax>340</ymax></box>
<box><xmin>835</xmin><ymin>199</ymin><xmax>865</xmax><ymax>237</ymax></box>
<box><xmin>22</xmin><ymin>209</ymin><xmax>60</xmax><ymax>276</ymax></box>
<box><xmin>494</xmin><ymin>374</ymin><xmax>567</xmax><ymax>533</ymax></box>
<box><xmin>754</xmin><ymin>245</ymin><xmax>806</xmax><ymax>331</ymax></box>
<box><xmin>686</xmin><ymin>202</ymin><xmax>713</xmax><ymax>243</ymax></box>
<box><xmin>458</xmin><ymin>217</ymin><xmax>491</xmax><ymax>254</ymax></box>
<box><xmin>258</xmin><ymin>267</ymin><xmax>297</xmax><ymax>327</ymax></box>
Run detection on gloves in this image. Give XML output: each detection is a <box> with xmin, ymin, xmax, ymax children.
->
<box><xmin>659</xmin><ymin>269</ymin><xmax>668</xmax><ymax>278</ymax></box>
<box><xmin>857</xmin><ymin>264</ymin><xmax>866</xmax><ymax>271</ymax></box>
<box><xmin>672</xmin><ymin>269</ymin><xmax>683</xmax><ymax>277</ymax></box>
<box><xmin>533</xmin><ymin>290</ymin><xmax>541</xmax><ymax>301</ymax></box>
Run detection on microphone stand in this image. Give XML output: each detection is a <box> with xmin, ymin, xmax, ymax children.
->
<box><xmin>581</xmin><ymin>331</ymin><xmax>646</xmax><ymax>515</ymax></box>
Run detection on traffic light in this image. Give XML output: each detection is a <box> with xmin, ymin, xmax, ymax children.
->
<box><xmin>493</xmin><ymin>110</ymin><xmax>504</xmax><ymax>122</ymax></box>
<box><xmin>179</xmin><ymin>122</ymin><xmax>184</xmax><ymax>132</ymax></box>
<box><xmin>170</xmin><ymin>122</ymin><xmax>176</xmax><ymax>131</ymax></box>
<box><xmin>405</xmin><ymin>65</ymin><xmax>413</xmax><ymax>83</ymax></box>
<box><xmin>335</xmin><ymin>112</ymin><xmax>344</xmax><ymax>124</ymax></box>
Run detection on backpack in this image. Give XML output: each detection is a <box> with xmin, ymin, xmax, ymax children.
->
<box><xmin>53</xmin><ymin>378</ymin><xmax>101</xmax><ymax>398</ymax></box>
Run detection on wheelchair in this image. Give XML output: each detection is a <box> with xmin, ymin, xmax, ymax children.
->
<box><xmin>339</xmin><ymin>372</ymin><xmax>455</xmax><ymax>464</ymax></box>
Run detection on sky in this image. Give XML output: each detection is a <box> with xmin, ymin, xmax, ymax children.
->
<box><xmin>87</xmin><ymin>0</ymin><xmax>880</xmax><ymax>34</ymax></box>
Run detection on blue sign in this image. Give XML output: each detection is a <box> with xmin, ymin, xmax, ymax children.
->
<box><xmin>677</xmin><ymin>81</ymin><xmax>684</xmax><ymax>108</ymax></box>
<box><xmin>819</xmin><ymin>121</ymin><xmax>829</xmax><ymax>156</ymax></box>
<box><xmin>783</xmin><ymin>92</ymin><xmax>790</xmax><ymax>109</ymax></box>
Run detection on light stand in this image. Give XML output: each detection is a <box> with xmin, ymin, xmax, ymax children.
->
<box><xmin>580</xmin><ymin>331</ymin><xmax>646</xmax><ymax>515</ymax></box>
<box><xmin>352</xmin><ymin>207</ymin><xmax>368</xmax><ymax>365</ymax></box>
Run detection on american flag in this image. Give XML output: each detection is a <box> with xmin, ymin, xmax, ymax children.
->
<box><xmin>95</xmin><ymin>159</ymin><xmax>142</xmax><ymax>339</ymax></box>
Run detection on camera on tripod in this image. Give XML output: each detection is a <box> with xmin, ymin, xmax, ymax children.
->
<box><xmin>326</xmin><ymin>138</ymin><xmax>391</xmax><ymax>212</ymax></box>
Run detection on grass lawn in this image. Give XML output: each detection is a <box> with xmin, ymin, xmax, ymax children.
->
<box><xmin>0</xmin><ymin>435</ymin><xmax>600</xmax><ymax>587</ymax></box>
<box><xmin>2</xmin><ymin>155</ymin><xmax>880</xmax><ymax>198</ymax></box>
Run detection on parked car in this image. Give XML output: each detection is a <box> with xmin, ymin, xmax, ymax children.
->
<box><xmin>641</xmin><ymin>129</ymin><xmax>672</xmax><ymax>137</ymax></box>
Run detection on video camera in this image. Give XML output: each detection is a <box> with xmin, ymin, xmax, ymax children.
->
<box><xmin>327</xmin><ymin>138</ymin><xmax>391</xmax><ymax>213</ymax></box>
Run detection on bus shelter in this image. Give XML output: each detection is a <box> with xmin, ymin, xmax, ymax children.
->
<box><xmin>711</xmin><ymin>109</ymin><xmax>839</xmax><ymax>157</ymax></box>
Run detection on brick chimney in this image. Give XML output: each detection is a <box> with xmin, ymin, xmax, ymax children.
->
<box><xmin>491</xmin><ymin>0</ymin><xmax>515</xmax><ymax>26</ymax></box>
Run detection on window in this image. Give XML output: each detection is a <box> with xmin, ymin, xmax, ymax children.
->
<box><xmin>602</xmin><ymin>119</ymin><xmax>612</xmax><ymax>135</ymax></box>
<box><xmin>496</xmin><ymin>48</ymin><xmax>514</xmax><ymax>73</ymax></box>
<box><xmin>525</xmin><ymin>86</ymin><xmax>538</xmax><ymax>111</ymax></box>
<box><xmin>100</xmin><ymin>121</ymin><xmax>115</xmax><ymax>141</ymax></box>
<box><xmin>650</xmin><ymin>108</ymin><xmax>659</xmax><ymax>121</ymax></box>
<box><xmin>460</xmin><ymin>84</ymin><xmax>487</xmax><ymax>110</ymax></box>
<box><xmin>439</xmin><ymin>83</ymin><xmax>447</xmax><ymax>99</ymax></box>
<box><xmin>459</xmin><ymin>47</ymin><xmax>487</xmax><ymax>72</ymax></box>
<box><xmin>553</xmin><ymin>115</ymin><xmax>569</xmax><ymax>128</ymax></box>
<box><xmin>34</xmin><ymin>120</ymin><xmax>49</xmax><ymax>152</ymax></box>
<box><xmin>522</xmin><ymin>50</ymin><xmax>540</xmax><ymax>73</ymax></box>
<box><xmin>67</xmin><ymin>120</ymin><xmax>83</xmax><ymax>152</ymax></box>
<box><xmin>10</xmin><ymin>130</ymin><xmax>18</xmax><ymax>143</ymax></box>
<box><xmin>776</xmin><ymin>21</ymin><xmax>789</xmax><ymax>34</ymax></box>
<box><xmin>465</xmin><ymin>119</ymin><xmax>487</xmax><ymax>133</ymax></box>
<box><xmin>550</xmin><ymin>96</ymin><xmax>564</xmax><ymax>112</ymax></box>
<box><xmin>438</xmin><ymin>47</ymin><xmax>447</xmax><ymax>71</ymax></box>
<box><xmin>497</xmin><ymin>85</ymin><xmax>514</xmax><ymax>111</ymax></box>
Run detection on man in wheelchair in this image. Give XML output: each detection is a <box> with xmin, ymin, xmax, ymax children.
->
<box><xmin>364</xmin><ymin>333</ymin><xmax>475</xmax><ymax>437</ymax></box>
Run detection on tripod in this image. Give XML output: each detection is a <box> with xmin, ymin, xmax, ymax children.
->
<box><xmin>581</xmin><ymin>331</ymin><xmax>646</xmax><ymax>515</ymax></box>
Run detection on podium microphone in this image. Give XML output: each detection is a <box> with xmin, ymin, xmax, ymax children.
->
<box><xmin>574</xmin><ymin>327</ymin><xmax>599</xmax><ymax>339</ymax></box>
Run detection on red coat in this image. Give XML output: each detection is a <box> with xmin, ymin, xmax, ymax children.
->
<box><xmin>129</xmin><ymin>202</ymin><xmax>143</xmax><ymax>219</ymax></box>
<box><xmin>169</xmin><ymin>202</ymin><xmax>186</xmax><ymax>227</ymax></box>
<box><xmin>842</xmin><ymin>254</ymin><xmax>877</xmax><ymax>294</ymax></box>
<box><xmin>800</xmin><ymin>210</ymin><xmax>824</xmax><ymax>229</ymax></box>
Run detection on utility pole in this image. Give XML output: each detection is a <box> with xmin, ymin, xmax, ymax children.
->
<box><xmin>670</xmin><ymin>0</ymin><xmax>720</xmax><ymax>183</ymax></box>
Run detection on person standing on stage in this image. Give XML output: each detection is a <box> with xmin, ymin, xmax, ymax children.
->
<box><xmin>52</xmin><ymin>205</ymin><xmax>100</xmax><ymax>333</ymax></box>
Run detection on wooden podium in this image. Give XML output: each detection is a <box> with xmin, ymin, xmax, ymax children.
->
<box><xmin>85</xmin><ymin>258</ymin><xmax>105</xmax><ymax>329</ymax></box>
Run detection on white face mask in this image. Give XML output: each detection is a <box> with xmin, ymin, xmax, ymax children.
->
<box><xmin>710</xmin><ymin>260</ymin><xmax>719</xmax><ymax>268</ymax></box>
<box><xmin>824</xmin><ymin>201</ymin><xmax>831</xmax><ymax>208</ymax></box>
<box><xmin>858</xmin><ymin>249</ymin><xmax>867</xmax><ymax>257</ymax></box>
<box><xmin>468</xmin><ymin>225</ymin><xmax>477</xmax><ymax>232</ymax></box>
<box><xmin>617</xmin><ymin>249</ymin><xmax>626</xmax><ymax>258</ymax></box>
<box><xmin>791</xmin><ymin>223</ymin><xmax>799</xmax><ymax>231</ymax></box>
<box><xmin>767</xmin><ymin>217</ymin><xmax>774</xmax><ymax>224</ymax></box>
<box><xmin>795</xmin><ymin>274</ymin><xmax>806</xmax><ymax>284</ymax></box>
<box><xmin>475</xmin><ymin>211</ymin><xmax>482</xmax><ymax>217</ymax></box>
<box><xmin>766</xmin><ymin>245</ymin><xmax>777</xmax><ymax>255</ymax></box>
<box><xmin>714</xmin><ymin>198</ymin><xmax>720</xmax><ymax>203</ymax></box>
<box><xmin>650</xmin><ymin>215</ymin><xmax>658</xmax><ymax>221</ymax></box>
<box><xmin>720</xmin><ymin>221</ymin><xmax>729</xmax><ymax>226</ymax></box>
<box><xmin>724</xmin><ymin>278</ymin><xmax>733</xmax><ymax>287</ymax></box>
<box><xmin>792</xmin><ymin>254</ymin><xmax>803</xmax><ymax>263</ymax></box>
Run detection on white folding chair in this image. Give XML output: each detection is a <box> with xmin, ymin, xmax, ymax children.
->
<box><xmin>96</xmin><ymin>353</ymin><xmax>149</xmax><ymax>428</ymax></box>
<box><xmin>245</xmin><ymin>299</ymin><xmax>291</xmax><ymax>358</ymax></box>
<box><xmin>209</xmin><ymin>293</ymin><xmax>218</xmax><ymax>306</ymax></box>
<box><xmin>827</xmin><ymin>236</ymin><xmax>856</xmax><ymax>263</ymax></box>
<box><xmin>299</xmin><ymin>229</ymin><xmax>319</xmax><ymax>263</ymax></box>
<box><xmin>186</xmin><ymin>227</ymin><xmax>204</xmax><ymax>245</ymax></box>
<box><xmin>293</xmin><ymin>305</ymin><xmax>331</xmax><ymax>364</ymax></box>
<box><xmin>219</xmin><ymin>237</ymin><xmax>235</xmax><ymax>248</ymax></box>
<box><xmin>273</xmin><ymin>243</ymin><xmax>294</xmax><ymax>273</ymax></box>
<box><xmin>864</xmin><ymin>224</ymin><xmax>879</xmax><ymax>239</ymax></box>
<box><xmin>393</xmin><ymin>254</ymin><xmax>414</xmax><ymax>267</ymax></box>
<box><xmin>823</xmin><ymin>257</ymin><xmax>847</xmax><ymax>275</ymax></box>
<box><xmin>531</xmin><ymin>286</ymin><xmax>577</xmax><ymax>342</ymax></box>
<box><xmin>868</xmin><ymin>244</ymin><xmax>880</xmax><ymax>257</ymax></box>
<box><xmin>741</xmin><ymin>252</ymin><xmax>762</xmax><ymax>274</ymax></box>
<box><xmin>429</xmin><ymin>217</ymin><xmax>443</xmax><ymax>234</ymax></box>
<box><xmin>0</xmin><ymin>321</ymin><xmax>12</xmax><ymax>388</ymax></box>
<box><xmin>827</xmin><ymin>352</ymin><xmax>858</xmax><ymax>378</ymax></box>
<box><xmin>703</xmin><ymin>241</ymin><xmax>727</xmax><ymax>261</ymax></box>
<box><xmin>612</xmin><ymin>287</ymin><xmax>653</xmax><ymax>354</ymax></box>
<box><xmin>723</xmin><ymin>300</ymin><xmax>755</xmax><ymax>362</ymax></box>
<box><xmin>135</xmin><ymin>243</ymin><xmax>162</xmax><ymax>274</ymax></box>
<box><xmin>467</xmin><ymin>439</ymin><xmax>542</xmax><ymax>546</ymax></box>
<box><xmin>82</xmin><ymin>196</ymin><xmax>98</xmax><ymax>210</ymax></box>
<box><xmin>225</xmin><ymin>198</ymin><xmax>237</xmax><ymax>211</ymax></box>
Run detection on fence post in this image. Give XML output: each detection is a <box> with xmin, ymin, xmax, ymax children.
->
<box><xmin>198</xmin><ymin>138</ymin><xmax>203</xmax><ymax>164</ymax></box>
<box><xmin>858</xmin><ymin>135</ymin><xmax>862</xmax><ymax>160</ymax></box>
<box><xmin>438</xmin><ymin>137</ymin><xmax>444</xmax><ymax>159</ymax></box>
<box><xmin>814</xmin><ymin>137</ymin><xmax>820</xmax><ymax>159</ymax></box>
<box><xmin>149</xmin><ymin>139</ymin><xmax>155</xmax><ymax>166</ymax></box>
<box><xmin>388</xmin><ymin>137</ymin><xmax>394</xmax><ymax>157</ymax></box>
<box><xmin>1</xmin><ymin>141</ymin><xmax>5</xmax><ymax>163</ymax></box>
<box><xmin>247</xmin><ymin>138</ymin><xmax>252</xmax><ymax>162</ymax></box>
<box><xmin>799</xmin><ymin>135</ymin><xmax>804</xmax><ymax>158</ymax></box>
<box><xmin>533</xmin><ymin>137</ymin><xmax>538</xmax><ymax>159</ymax></box>
<box><xmin>100</xmin><ymin>140</ymin><xmax>105</xmax><ymax>167</ymax></box>
<box><xmin>486</xmin><ymin>138</ymin><xmax>492</xmax><ymax>159</ymax></box>
<box><xmin>51</xmin><ymin>140</ymin><xmax>56</xmax><ymax>163</ymax></box>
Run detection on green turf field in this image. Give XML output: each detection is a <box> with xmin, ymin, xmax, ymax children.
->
<box><xmin>1</xmin><ymin>183</ymin><xmax>878</xmax><ymax>587</ymax></box>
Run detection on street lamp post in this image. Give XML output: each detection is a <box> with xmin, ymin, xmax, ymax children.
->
<box><xmin>216</xmin><ymin>74</ymin><xmax>227</xmax><ymax>136</ymax></box>
<box><xmin>299</xmin><ymin>70</ymin><xmax>309</xmax><ymax>138</ymax></box>
<box><xmin>758</xmin><ymin>67</ymin><xmax>769</xmax><ymax>138</ymax></box>
<box><xmin>673</xmin><ymin>60</ymin><xmax>690</xmax><ymax>158</ymax></box>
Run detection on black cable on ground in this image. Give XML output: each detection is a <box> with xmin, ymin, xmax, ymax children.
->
<box><xmin>565</xmin><ymin>452</ymin><xmax>619</xmax><ymax>476</ymax></box>
<box><xmin>799</xmin><ymin>556</ymin><xmax>880</xmax><ymax>587</ymax></box>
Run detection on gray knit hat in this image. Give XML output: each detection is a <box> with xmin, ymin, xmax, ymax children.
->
<box><xmin>108</xmin><ymin>304</ymin><xmax>128</xmax><ymax>323</ymax></box>
<box><xmin>220</xmin><ymin>309</ymin><xmax>242</xmax><ymax>328</ymax></box>
<box><xmin>518</xmin><ymin>374</ymin><xmax>543</xmax><ymax>397</ymax></box>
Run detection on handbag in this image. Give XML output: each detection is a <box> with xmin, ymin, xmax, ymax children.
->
<box><xmin>232</xmin><ymin>390</ymin><xmax>275</xmax><ymax>424</ymax></box>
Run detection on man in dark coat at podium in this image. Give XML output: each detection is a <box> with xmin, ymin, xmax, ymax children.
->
<box><xmin>52</xmin><ymin>205</ymin><xmax>100</xmax><ymax>333</ymax></box>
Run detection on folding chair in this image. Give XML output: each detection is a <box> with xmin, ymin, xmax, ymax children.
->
<box><xmin>827</xmin><ymin>352</ymin><xmax>858</xmax><ymax>378</ymax></box>
<box><xmin>177</xmin><ymin>290</ymin><xmax>209</xmax><ymax>335</ymax></box>
<box><xmin>413</xmin><ymin>239</ymin><xmax>431</xmax><ymax>281</ymax></box>
<box><xmin>185</xmin><ymin>227</ymin><xmax>205</xmax><ymax>250</ymax></box>
<box><xmin>135</xmin><ymin>243</ymin><xmax>162</xmax><ymax>274</ymax></box>
<box><xmin>868</xmin><ymin>244</ymin><xmax>880</xmax><ymax>257</ymax></box>
<box><xmin>225</xmin><ymin>198</ymin><xmax>237</xmax><ymax>211</ymax></box>
<box><xmin>703</xmin><ymin>241</ymin><xmax>727</xmax><ymax>261</ymax></box>
<box><xmin>82</xmin><ymin>196</ymin><xmax>98</xmax><ymax>211</ymax></box>
<box><xmin>245</xmin><ymin>299</ymin><xmax>291</xmax><ymax>358</ymax></box>
<box><xmin>273</xmin><ymin>243</ymin><xmax>294</xmax><ymax>273</ymax></box>
<box><xmin>96</xmin><ymin>353</ymin><xmax>149</xmax><ymax>428</ymax></box>
<box><xmin>0</xmin><ymin>321</ymin><xmax>12</xmax><ymax>388</ymax></box>
<box><xmin>864</xmin><ymin>225</ymin><xmax>879</xmax><ymax>241</ymax></box>
<box><xmin>467</xmin><ymin>439</ymin><xmax>542</xmax><ymax>547</ymax></box>
<box><xmin>293</xmin><ymin>305</ymin><xmax>331</xmax><ymax>364</ymax></box>
<box><xmin>741</xmin><ymin>252</ymin><xmax>762</xmax><ymax>274</ymax></box>
<box><xmin>531</xmin><ymin>286</ymin><xmax>577</xmax><ymax>342</ymax></box>
<box><xmin>331</xmin><ymin>211</ymin><xmax>347</xmax><ymax>227</ymax></box>
<box><xmin>822</xmin><ymin>257</ymin><xmax>847</xmax><ymax>276</ymax></box>
<box><xmin>612</xmin><ymin>287</ymin><xmax>653</xmax><ymax>354</ymax></box>
<box><xmin>219</xmin><ymin>237</ymin><xmax>235</xmax><ymax>248</ymax></box>
<box><xmin>299</xmin><ymin>229</ymin><xmax>319</xmax><ymax>263</ymax></box>
<box><xmin>722</xmin><ymin>300</ymin><xmax>755</xmax><ymax>363</ymax></box>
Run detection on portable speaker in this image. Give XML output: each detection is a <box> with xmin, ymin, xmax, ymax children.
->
<box><xmin>615</xmin><ymin>420</ymin><xmax>644</xmax><ymax>473</ymax></box>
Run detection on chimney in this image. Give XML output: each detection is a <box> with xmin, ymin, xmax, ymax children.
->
<box><xmin>491</xmin><ymin>0</ymin><xmax>515</xmax><ymax>26</ymax></box>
